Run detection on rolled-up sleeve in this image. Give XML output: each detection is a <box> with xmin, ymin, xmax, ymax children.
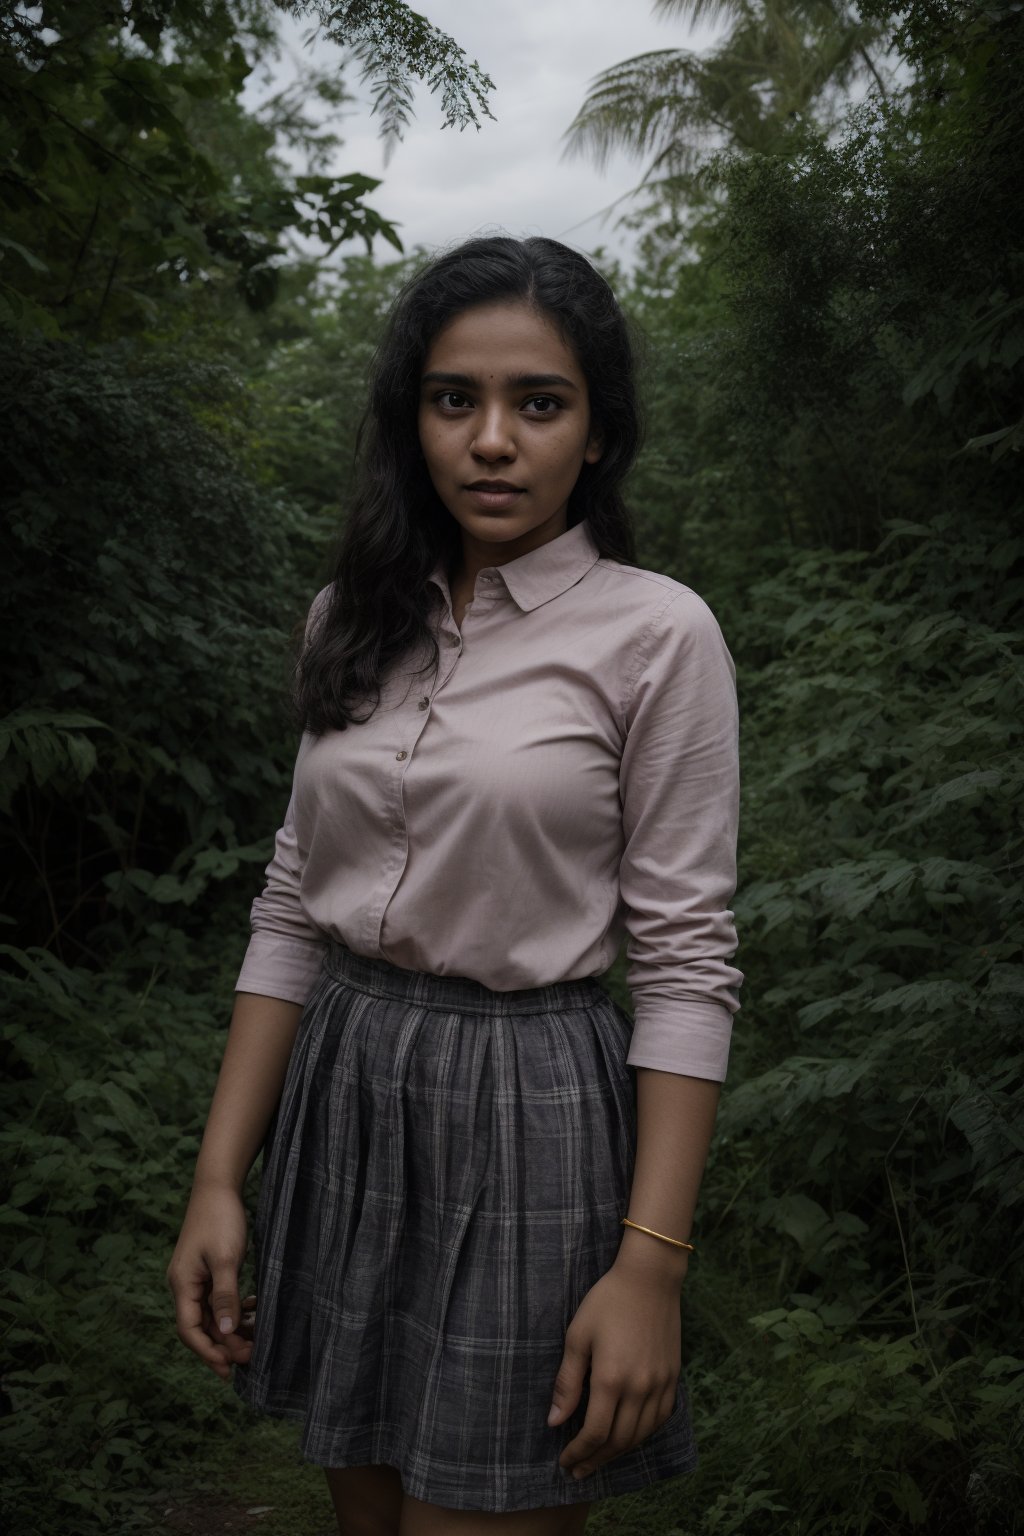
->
<box><xmin>618</xmin><ymin>589</ymin><xmax>742</xmax><ymax>1081</ymax></box>
<box><xmin>234</xmin><ymin>738</ymin><xmax>327</xmax><ymax>1005</ymax></box>
<box><xmin>234</xmin><ymin>589</ymin><xmax>331</xmax><ymax>1005</ymax></box>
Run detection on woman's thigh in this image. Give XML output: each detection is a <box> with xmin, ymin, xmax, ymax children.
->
<box><xmin>399</xmin><ymin>1493</ymin><xmax>591</xmax><ymax>1535</ymax></box>
<box><xmin>326</xmin><ymin>1464</ymin><xmax>405</xmax><ymax>1536</ymax></box>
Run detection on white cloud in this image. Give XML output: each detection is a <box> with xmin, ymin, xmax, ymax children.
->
<box><xmin>245</xmin><ymin>1</ymin><xmax>720</xmax><ymax>269</ymax></box>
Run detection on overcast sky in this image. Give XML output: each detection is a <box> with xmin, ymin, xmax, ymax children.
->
<box><xmin>244</xmin><ymin>1</ymin><xmax>720</xmax><ymax>269</ymax></box>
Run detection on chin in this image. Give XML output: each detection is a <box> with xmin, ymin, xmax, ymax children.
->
<box><xmin>461</xmin><ymin>515</ymin><xmax>535</xmax><ymax>538</ymax></box>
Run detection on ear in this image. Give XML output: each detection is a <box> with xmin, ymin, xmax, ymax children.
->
<box><xmin>584</xmin><ymin>426</ymin><xmax>604</xmax><ymax>464</ymax></box>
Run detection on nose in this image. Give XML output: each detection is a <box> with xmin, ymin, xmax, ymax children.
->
<box><xmin>471</xmin><ymin>404</ymin><xmax>517</xmax><ymax>462</ymax></box>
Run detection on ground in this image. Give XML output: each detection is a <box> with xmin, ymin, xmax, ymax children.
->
<box><xmin>149</xmin><ymin>1421</ymin><xmax>335</xmax><ymax>1536</ymax></box>
<box><xmin>149</xmin><ymin>1420</ymin><xmax>694</xmax><ymax>1536</ymax></box>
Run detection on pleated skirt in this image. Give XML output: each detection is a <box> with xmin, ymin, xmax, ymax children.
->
<box><xmin>233</xmin><ymin>940</ymin><xmax>699</xmax><ymax>1513</ymax></box>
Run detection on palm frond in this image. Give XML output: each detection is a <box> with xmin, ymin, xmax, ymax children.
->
<box><xmin>653</xmin><ymin>0</ymin><xmax>749</xmax><ymax>28</ymax></box>
<box><xmin>565</xmin><ymin>0</ymin><xmax>896</xmax><ymax>218</ymax></box>
<box><xmin>563</xmin><ymin>49</ymin><xmax>720</xmax><ymax>172</ymax></box>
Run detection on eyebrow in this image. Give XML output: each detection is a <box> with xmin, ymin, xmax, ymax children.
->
<box><xmin>420</xmin><ymin>371</ymin><xmax>580</xmax><ymax>391</ymax></box>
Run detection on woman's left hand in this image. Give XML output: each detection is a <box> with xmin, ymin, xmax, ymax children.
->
<box><xmin>547</xmin><ymin>1258</ymin><xmax>682</xmax><ymax>1480</ymax></box>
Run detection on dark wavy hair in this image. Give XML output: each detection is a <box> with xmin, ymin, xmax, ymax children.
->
<box><xmin>297</xmin><ymin>235</ymin><xmax>643</xmax><ymax>733</ymax></box>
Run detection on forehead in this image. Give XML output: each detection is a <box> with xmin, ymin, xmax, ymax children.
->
<box><xmin>421</xmin><ymin>300</ymin><xmax>584</xmax><ymax>381</ymax></box>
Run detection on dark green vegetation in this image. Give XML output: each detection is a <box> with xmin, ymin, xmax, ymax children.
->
<box><xmin>2</xmin><ymin>2</ymin><xmax>1022</xmax><ymax>1532</ymax></box>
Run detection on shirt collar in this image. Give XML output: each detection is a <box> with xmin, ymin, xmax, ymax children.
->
<box><xmin>427</xmin><ymin>519</ymin><xmax>601</xmax><ymax>614</ymax></box>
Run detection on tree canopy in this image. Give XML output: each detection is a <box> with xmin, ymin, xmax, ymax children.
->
<box><xmin>563</xmin><ymin>0</ymin><xmax>896</xmax><ymax>214</ymax></box>
<box><xmin>0</xmin><ymin>0</ymin><xmax>493</xmax><ymax>334</ymax></box>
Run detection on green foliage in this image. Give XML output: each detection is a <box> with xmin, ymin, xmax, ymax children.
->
<box><xmin>2</xmin><ymin>0</ymin><xmax>1023</xmax><ymax>1531</ymax></box>
<box><xmin>678</xmin><ymin>512</ymin><xmax>1024</xmax><ymax>1533</ymax></box>
<box><xmin>0</xmin><ymin>932</ymin><xmax>249</xmax><ymax>1534</ymax></box>
<box><xmin>0</xmin><ymin>0</ymin><xmax>496</xmax><ymax>339</ymax></box>
<box><xmin>0</xmin><ymin>328</ymin><xmax>320</xmax><ymax>960</ymax></box>
<box><xmin>564</xmin><ymin>0</ymin><xmax>896</xmax><ymax>214</ymax></box>
<box><xmin>0</xmin><ymin>2</ymin><xmax>399</xmax><ymax>338</ymax></box>
<box><xmin>230</xmin><ymin>252</ymin><xmax>422</xmax><ymax>524</ymax></box>
<box><xmin>310</xmin><ymin>0</ymin><xmax>496</xmax><ymax>149</ymax></box>
<box><xmin>625</xmin><ymin>0</ymin><xmax>1022</xmax><ymax>587</ymax></box>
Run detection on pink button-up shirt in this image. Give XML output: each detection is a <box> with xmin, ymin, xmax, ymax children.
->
<box><xmin>236</xmin><ymin>518</ymin><xmax>742</xmax><ymax>1080</ymax></box>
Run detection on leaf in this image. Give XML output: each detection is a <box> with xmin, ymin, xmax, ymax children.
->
<box><xmin>980</xmin><ymin>1357</ymin><xmax>1024</xmax><ymax>1378</ymax></box>
<box><xmin>769</xmin><ymin>1194</ymin><xmax>831</xmax><ymax>1247</ymax></box>
<box><xmin>0</xmin><ymin>236</ymin><xmax>49</xmax><ymax>274</ymax></box>
<box><xmin>894</xmin><ymin>1470</ymin><xmax>928</xmax><ymax>1525</ymax></box>
<box><xmin>179</xmin><ymin>756</ymin><xmax>214</xmax><ymax>800</ymax></box>
<box><xmin>957</xmin><ymin>421</ymin><xmax>1024</xmax><ymax>457</ymax></box>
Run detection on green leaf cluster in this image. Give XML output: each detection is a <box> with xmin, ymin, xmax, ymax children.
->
<box><xmin>0</xmin><ymin>329</ymin><xmax>320</xmax><ymax>960</ymax></box>
<box><xmin>0</xmin><ymin>932</ymin><xmax>253</xmax><ymax>1532</ymax></box>
<box><xmin>0</xmin><ymin>1</ymin><xmax>479</xmax><ymax>339</ymax></box>
<box><xmin>311</xmin><ymin>0</ymin><xmax>497</xmax><ymax>150</ymax></box>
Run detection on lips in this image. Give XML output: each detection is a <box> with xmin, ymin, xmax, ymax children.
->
<box><xmin>464</xmin><ymin>480</ymin><xmax>526</xmax><ymax>512</ymax></box>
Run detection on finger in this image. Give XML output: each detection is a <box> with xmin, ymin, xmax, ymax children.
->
<box><xmin>568</xmin><ymin>1395</ymin><xmax>643</xmax><ymax>1480</ymax></box>
<box><xmin>172</xmin><ymin>1283</ymin><xmax>234</xmax><ymax>1379</ymax></box>
<box><xmin>625</xmin><ymin>1394</ymin><xmax>666</xmax><ymax>1458</ymax></box>
<box><xmin>558</xmin><ymin>1379</ymin><xmax>618</xmax><ymax>1471</ymax></box>
<box><xmin>209</xmin><ymin>1259</ymin><xmax>242</xmax><ymax>1339</ymax></box>
<box><xmin>546</xmin><ymin>1335</ymin><xmax>590</xmax><ymax>1427</ymax></box>
<box><xmin>221</xmin><ymin>1334</ymin><xmax>254</xmax><ymax>1364</ymax></box>
<box><xmin>200</xmin><ymin>1300</ymin><xmax>253</xmax><ymax>1364</ymax></box>
<box><xmin>237</xmin><ymin>1295</ymin><xmax>257</xmax><ymax>1342</ymax></box>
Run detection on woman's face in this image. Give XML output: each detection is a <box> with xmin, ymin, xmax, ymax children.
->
<box><xmin>417</xmin><ymin>299</ymin><xmax>602</xmax><ymax>562</ymax></box>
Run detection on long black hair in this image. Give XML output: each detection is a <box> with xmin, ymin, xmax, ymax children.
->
<box><xmin>298</xmin><ymin>235</ymin><xmax>643</xmax><ymax>734</ymax></box>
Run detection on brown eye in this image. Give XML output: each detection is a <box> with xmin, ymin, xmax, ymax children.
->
<box><xmin>439</xmin><ymin>391</ymin><xmax>470</xmax><ymax>409</ymax></box>
<box><xmin>523</xmin><ymin>396</ymin><xmax>560</xmax><ymax>415</ymax></box>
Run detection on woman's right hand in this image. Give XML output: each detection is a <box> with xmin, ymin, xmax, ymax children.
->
<box><xmin>167</xmin><ymin>1182</ymin><xmax>252</xmax><ymax>1381</ymax></box>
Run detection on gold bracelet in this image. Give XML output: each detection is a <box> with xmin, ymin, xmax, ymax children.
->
<box><xmin>621</xmin><ymin>1217</ymin><xmax>696</xmax><ymax>1254</ymax></box>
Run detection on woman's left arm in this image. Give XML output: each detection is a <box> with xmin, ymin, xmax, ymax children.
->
<box><xmin>546</xmin><ymin>1067</ymin><xmax>720</xmax><ymax>1480</ymax></box>
<box><xmin>547</xmin><ymin>587</ymin><xmax>740</xmax><ymax>1479</ymax></box>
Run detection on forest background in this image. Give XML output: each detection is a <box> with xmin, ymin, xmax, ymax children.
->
<box><xmin>1</xmin><ymin>2</ymin><xmax>1022</xmax><ymax>1533</ymax></box>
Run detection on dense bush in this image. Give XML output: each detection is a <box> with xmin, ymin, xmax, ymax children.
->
<box><xmin>0</xmin><ymin>932</ymin><xmax>243</xmax><ymax>1532</ymax></box>
<box><xmin>0</xmin><ymin>332</ymin><xmax>318</xmax><ymax>957</ymax></box>
<box><xmin>686</xmin><ymin>510</ymin><xmax>1024</xmax><ymax>1534</ymax></box>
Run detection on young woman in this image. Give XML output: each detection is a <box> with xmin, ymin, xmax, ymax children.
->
<box><xmin>167</xmin><ymin>235</ymin><xmax>742</xmax><ymax>1536</ymax></box>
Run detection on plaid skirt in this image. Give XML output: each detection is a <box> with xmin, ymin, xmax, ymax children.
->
<box><xmin>233</xmin><ymin>941</ymin><xmax>699</xmax><ymax>1513</ymax></box>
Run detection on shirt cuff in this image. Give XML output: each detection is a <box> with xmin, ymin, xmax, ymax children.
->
<box><xmin>235</xmin><ymin>932</ymin><xmax>327</xmax><ymax>1006</ymax></box>
<box><xmin>624</xmin><ymin>995</ymin><xmax>734</xmax><ymax>1081</ymax></box>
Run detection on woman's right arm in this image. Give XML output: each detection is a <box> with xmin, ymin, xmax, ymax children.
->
<box><xmin>171</xmin><ymin>591</ymin><xmax>330</xmax><ymax>1376</ymax></box>
<box><xmin>166</xmin><ymin>990</ymin><xmax>303</xmax><ymax>1380</ymax></box>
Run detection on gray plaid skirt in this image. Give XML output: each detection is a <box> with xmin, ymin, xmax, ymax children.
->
<box><xmin>233</xmin><ymin>940</ymin><xmax>699</xmax><ymax>1512</ymax></box>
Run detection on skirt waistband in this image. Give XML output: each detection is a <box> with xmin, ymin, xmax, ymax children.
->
<box><xmin>323</xmin><ymin>940</ymin><xmax>610</xmax><ymax>1017</ymax></box>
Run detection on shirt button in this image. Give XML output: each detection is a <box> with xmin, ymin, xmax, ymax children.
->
<box><xmin>418</xmin><ymin>696</ymin><xmax>429</xmax><ymax>710</ymax></box>
<box><xmin>395</xmin><ymin>750</ymin><xmax>408</xmax><ymax>761</ymax></box>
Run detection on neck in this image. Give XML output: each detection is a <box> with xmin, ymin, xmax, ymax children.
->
<box><xmin>451</xmin><ymin>515</ymin><xmax>569</xmax><ymax>592</ymax></box>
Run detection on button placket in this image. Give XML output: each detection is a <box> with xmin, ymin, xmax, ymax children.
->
<box><xmin>379</xmin><ymin>695</ymin><xmax>415</xmax><ymax>934</ymax></box>
<box><xmin>431</xmin><ymin>619</ymin><xmax>461</xmax><ymax>697</ymax></box>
